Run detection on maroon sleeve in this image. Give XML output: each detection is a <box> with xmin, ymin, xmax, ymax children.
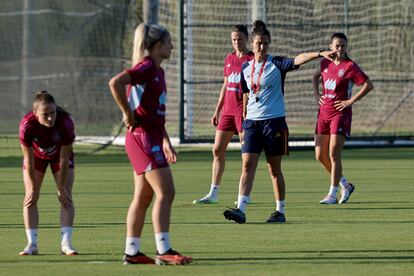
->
<box><xmin>19</xmin><ymin>119</ymin><xmax>33</xmax><ymax>147</ymax></box>
<box><xmin>223</xmin><ymin>54</ymin><xmax>230</xmax><ymax>77</ymax></box>
<box><xmin>320</xmin><ymin>58</ymin><xmax>329</xmax><ymax>73</ymax></box>
<box><xmin>351</xmin><ymin>62</ymin><xmax>368</xmax><ymax>86</ymax></box>
<box><xmin>60</xmin><ymin>116</ymin><xmax>75</xmax><ymax>145</ymax></box>
<box><xmin>126</xmin><ymin>58</ymin><xmax>155</xmax><ymax>86</ymax></box>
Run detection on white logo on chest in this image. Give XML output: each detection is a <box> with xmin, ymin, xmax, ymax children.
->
<box><xmin>338</xmin><ymin>69</ymin><xmax>345</xmax><ymax>78</ymax></box>
<box><xmin>324</xmin><ymin>79</ymin><xmax>337</xmax><ymax>90</ymax></box>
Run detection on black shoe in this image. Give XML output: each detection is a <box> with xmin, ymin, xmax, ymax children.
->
<box><xmin>266</xmin><ymin>211</ymin><xmax>286</xmax><ymax>223</ymax></box>
<box><xmin>223</xmin><ymin>208</ymin><xmax>246</xmax><ymax>224</ymax></box>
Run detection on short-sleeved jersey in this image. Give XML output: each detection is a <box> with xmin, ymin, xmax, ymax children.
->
<box><xmin>241</xmin><ymin>55</ymin><xmax>299</xmax><ymax>120</ymax></box>
<box><xmin>19</xmin><ymin>111</ymin><xmax>75</xmax><ymax>160</ymax></box>
<box><xmin>222</xmin><ymin>51</ymin><xmax>254</xmax><ymax>116</ymax></box>
<box><xmin>126</xmin><ymin>56</ymin><xmax>167</xmax><ymax>133</ymax></box>
<box><xmin>319</xmin><ymin>58</ymin><xmax>368</xmax><ymax>120</ymax></box>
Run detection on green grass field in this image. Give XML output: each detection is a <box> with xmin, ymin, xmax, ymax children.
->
<box><xmin>0</xmin><ymin>137</ymin><xmax>413</xmax><ymax>275</ymax></box>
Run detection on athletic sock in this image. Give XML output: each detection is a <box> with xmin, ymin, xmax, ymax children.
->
<box><xmin>328</xmin><ymin>185</ymin><xmax>339</xmax><ymax>197</ymax></box>
<box><xmin>61</xmin><ymin>226</ymin><xmax>73</xmax><ymax>246</ymax></box>
<box><xmin>237</xmin><ymin>195</ymin><xmax>249</xmax><ymax>213</ymax></box>
<box><xmin>339</xmin><ymin>176</ymin><xmax>349</xmax><ymax>189</ymax></box>
<box><xmin>125</xmin><ymin>237</ymin><xmax>140</xmax><ymax>255</ymax></box>
<box><xmin>155</xmin><ymin>232</ymin><xmax>170</xmax><ymax>255</ymax></box>
<box><xmin>208</xmin><ymin>184</ymin><xmax>219</xmax><ymax>199</ymax></box>
<box><xmin>276</xmin><ymin>200</ymin><xmax>285</xmax><ymax>214</ymax></box>
<box><xmin>26</xmin><ymin>229</ymin><xmax>38</xmax><ymax>246</ymax></box>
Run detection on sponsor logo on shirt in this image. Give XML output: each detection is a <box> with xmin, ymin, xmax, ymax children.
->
<box><xmin>324</xmin><ymin>94</ymin><xmax>336</xmax><ymax>99</ymax></box>
<box><xmin>159</xmin><ymin>91</ymin><xmax>167</xmax><ymax>105</ymax></box>
<box><xmin>324</xmin><ymin>79</ymin><xmax>336</xmax><ymax>91</ymax></box>
<box><xmin>157</xmin><ymin>91</ymin><xmax>167</xmax><ymax>116</ymax></box>
<box><xmin>38</xmin><ymin>145</ymin><xmax>57</xmax><ymax>155</ymax></box>
<box><xmin>228</xmin><ymin>72</ymin><xmax>241</xmax><ymax>84</ymax></box>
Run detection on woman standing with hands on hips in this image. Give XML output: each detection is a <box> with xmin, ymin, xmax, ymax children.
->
<box><xmin>193</xmin><ymin>24</ymin><xmax>254</xmax><ymax>205</ymax></box>
<box><xmin>313</xmin><ymin>32</ymin><xmax>373</xmax><ymax>205</ymax></box>
<box><xmin>109</xmin><ymin>23</ymin><xmax>192</xmax><ymax>265</ymax></box>
<box><xmin>223</xmin><ymin>20</ymin><xmax>339</xmax><ymax>224</ymax></box>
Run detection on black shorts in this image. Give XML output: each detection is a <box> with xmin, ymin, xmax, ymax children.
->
<box><xmin>241</xmin><ymin>117</ymin><xmax>289</xmax><ymax>156</ymax></box>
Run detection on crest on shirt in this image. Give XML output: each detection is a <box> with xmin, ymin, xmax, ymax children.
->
<box><xmin>338</xmin><ymin>69</ymin><xmax>345</xmax><ymax>78</ymax></box>
<box><xmin>323</xmin><ymin>68</ymin><xmax>328</xmax><ymax>73</ymax></box>
<box><xmin>154</xmin><ymin>76</ymin><xmax>159</xmax><ymax>82</ymax></box>
<box><xmin>52</xmin><ymin>132</ymin><xmax>61</xmax><ymax>143</ymax></box>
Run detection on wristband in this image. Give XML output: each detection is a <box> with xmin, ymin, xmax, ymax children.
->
<box><xmin>317</xmin><ymin>50</ymin><xmax>323</xmax><ymax>58</ymax></box>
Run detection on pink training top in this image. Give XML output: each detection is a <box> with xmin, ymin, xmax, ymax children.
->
<box><xmin>319</xmin><ymin>58</ymin><xmax>368</xmax><ymax>120</ymax></box>
<box><xmin>19</xmin><ymin>111</ymin><xmax>75</xmax><ymax>160</ymax></box>
<box><xmin>126</xmin><ymin>56</ymin><xmax>167</xmax><ymax>133</ymax></box>
<box><xmin>222</xmin><ymin>51</ymin><xmax>254</xmax><ymax>116</ymax></box>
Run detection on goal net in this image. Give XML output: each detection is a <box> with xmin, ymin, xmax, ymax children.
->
<box><xmin>165</xmin><ymin>0</ymin><xmax>414</xmax><ymax>141</ymax></box>
<box><xmin>0</xmin><ymin>0</ymin><xmax>134</xmax><ymax>139</ymax></box>
<box><xmin>1</xmin><ymin>0</ymin><xmax>413</xmax><ymax>146</ymax></box>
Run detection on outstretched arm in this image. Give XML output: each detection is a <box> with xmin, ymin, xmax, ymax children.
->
<box><xmin>294</xmin><ymin>50</ymin><xmax>339</xmax><ymax>66</ymax></box>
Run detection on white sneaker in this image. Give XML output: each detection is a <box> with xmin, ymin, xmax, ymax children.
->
<box><xmin>234</xmin><ymin>196</ymin><xmax>251</xmax><ymax>205</ymax></box>
<box><xmin>339</xmin><ymin>183</ymin><xmax>355</xmax><ymax>204</ymax></box>
<box><xmin>19</xmin><ymin>244</ymin><xmax>38</xmax><ymax>256</ymax></box>
<box><xmin>319</xmin><ymin>195</ymin><xmax>338</xmax><ymax>204</ymax></box>
<box><xmin>61</xmin><ymin>243</ymin><xmax>79</xmax><ymax>256</ymax></box>
<box><xmin>193</xmin><ymin>195</ymin><xmax>218</xmax><ymax>204</ymax></box>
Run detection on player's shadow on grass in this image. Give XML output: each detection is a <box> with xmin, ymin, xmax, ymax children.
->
<box><xmin>338</xmin><ymin>206</ymin><xmax>414</xmax><ymax>210</ymax></box>
<box><xmin>194</xmin><ymin>250</ymin><xmax>414</xmax><ymax>264</ymax></box>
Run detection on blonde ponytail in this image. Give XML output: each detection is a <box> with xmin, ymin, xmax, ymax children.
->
<box><xmin>131</xmin><ymin>23</ymin><xmax>169</xmax><ymax>65</ymax></box>
<box><xmin>132</xmin><ymin>23</ymin><xmax>147</xmax><ymax>65</ymax></box>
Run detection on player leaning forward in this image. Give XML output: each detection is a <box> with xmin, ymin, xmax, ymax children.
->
<box><xmin>109</xmin><ymin>23</ymin><xmax>192</xmax><ymax>265</ymax></box>
<box><xmin>223</xmin><ymin>20</ymin><xmax>339</xmax><ymax>224</ymax></box>
<box><xmin>19</xmin><ymin>90</ymin><xmax>78</xmax><ymax>255</ymax></box>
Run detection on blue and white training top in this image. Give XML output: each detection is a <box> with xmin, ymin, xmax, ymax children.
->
<box><xmin>241</xmin><ymin>55</ymin><xmax>299</xmax><ymax>120</ymax></box>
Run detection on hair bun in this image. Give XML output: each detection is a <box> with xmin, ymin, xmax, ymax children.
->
<box><xmin>253</xmin><ymin>20</ymin><xmax>266</xmax><ymax>30</ymax></box>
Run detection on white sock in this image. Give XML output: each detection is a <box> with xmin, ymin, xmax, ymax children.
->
<box><xmin>208</xmin><ymin>184</ymin><xmax>219</xmax><ymax>199</ymax></box>
<box><xmin>328</xmin><ymin>185</ymin><xmax>339</xmax><ymax>197</ymax></box>
<box><xmin>155</xmin><ymin>232</ymin><xmax>170</xmax><ymax>255</ymax></box>
<box><xmin>237</xmin><ymin>195</ymin><xmax>249</xmax><ymax>213</ymax></box>
<box><xmin>339</xmin><ymin>176</ymin><xmax>349</xmax><ymax>189</ymax></box>
<box><xmin>26</xmin><ymin>229</ymin><xmax>38</xmax><ymax>246</ymax></box>
<box><xmin>61</xmin><ymin>226</ymin><xmax>73</xmax><ymax>246</ymax></box>
<box><xmin>276</xmin><ymin>200</ymin><xmax>285</xmax><ymax>214</ymax></box>
<box><xmin>125</xmin><ymin>237</ymin><xmax>140</xmax><ymax>255</ymax></box>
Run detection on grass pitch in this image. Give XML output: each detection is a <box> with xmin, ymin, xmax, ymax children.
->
<box><xmin>0</xmin><ymin>137</ymin><xmax>413</xmax><ymax>275</ymax></box>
